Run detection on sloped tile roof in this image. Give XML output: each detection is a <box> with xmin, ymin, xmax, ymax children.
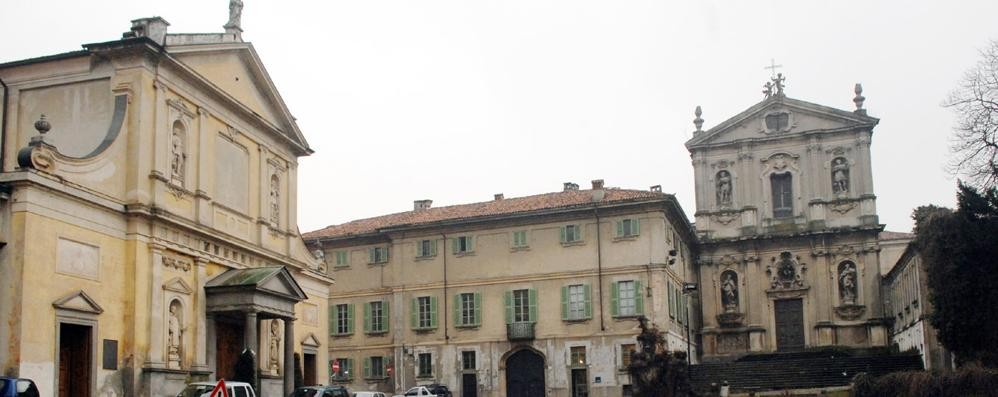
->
<box><xmin>879</xmin><ymin>231</ymin><xmax>914</xmax><ymax>241</ymax></box>
<box><xmin>303</xmin><ymin>188</ymin><xmax>670</xmax><ymax>240</ymax></box>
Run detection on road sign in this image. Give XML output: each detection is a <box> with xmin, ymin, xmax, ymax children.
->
<box><xmin>209</xmin><ymin>379</ymin><xmax>229</xmax><ymax>397</ymax></box>
<box><xmin>332</xmin><ymin>359</ymin><xmax>341</xmax><ymax>373</ymax></box>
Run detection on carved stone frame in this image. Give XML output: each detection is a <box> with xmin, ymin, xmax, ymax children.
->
<box><xmin>53</xmin><ymin>291</ymin><xmax>102</xmax><ymax>397</ymax></box>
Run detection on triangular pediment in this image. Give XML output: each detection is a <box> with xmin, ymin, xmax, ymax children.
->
<box><xmin>166</xmin><ymin>43</ymin><xmax>311</xmax><ymax>155</ymax></box>
<box><xmin>163</xmin><ymin>277</ymin><xmax>194</xmax><ymax>295</ymax></box>
<box><xmin>260</xmin><ymin>270</ymin><xmax>307</xmax><ymax>300</ymax></box>
<box><xmin>301</xmin><ymin>333</ymin><xmax>321</xmax><ymax>347</ymax></box>
<box><xmin>686</xmin><ymin>96</ymin><xmax>879</xmax><ymax>150</ymax></box>
<box><xmin>53</xmin><ymin>290</ymin><xmax>104</xmax><ymax>315</ymax></box>
<box><xmin>206</xmin><ymin>266</ymin><xmax>307</xmax><ymax>301</ymax></box>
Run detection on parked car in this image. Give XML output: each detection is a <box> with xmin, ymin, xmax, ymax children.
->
<box><xmin>290</xmin><ymin>385</ymin><xmax>350</xmax><ymax>397</ymax></box>
<box><xmin>0</xmin><ymin>377</ymin><xmax>39</xmax><ymax>397</ymax></box>
<box><xmin>352</xmin><ymin>392</ymin><xmax>387</xmax><ymax>397</ymax></box>
<box><xmin>394</xmin><ymin>386</ymin><xmax>444</xmax><ymax>397</ymax></box>
<box><xmin>176</xmin><ymin>381</ymin><xmax>256</xmax><ymax>397</ymax></box>
<box><xmin>425</xmin><ymin>384</ymin><xmax>452</xmax><ymax>397</ymax></box>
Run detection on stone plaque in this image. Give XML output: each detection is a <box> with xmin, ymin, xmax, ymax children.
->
<box><xmin>303</xmin><ymin>303</ymin><xmax>319</xmax><ymax>326</ymax></box>
<box><xmin>103</xmin><ymin>339</ymin><xmax>118</xmax><ymax>370</ymax></box>
<box><xmin>56</xmin><ymin>238</ymin><xmax>100</xmax><ymax>279</ymax></box>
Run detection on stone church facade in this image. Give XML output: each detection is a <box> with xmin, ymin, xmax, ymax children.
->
<box><xmin>0</xmin><ymin>15</ymin><xmax>330</xmax><ymax>397</ymax></box>
<box><xmin>687</xmin><ymin>78</ymin><xmax>891</xmax><ymax>359</ymax></box>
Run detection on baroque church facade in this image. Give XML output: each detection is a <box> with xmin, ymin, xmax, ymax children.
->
<box><xmin>687</xmin><ymin>77</ymin><xmax>892</xmax><ymax>359</ymax></box>
<box><xmin>0</xmin><ymin>11</ymin><xmax>330</xmax><ymax>397</ymax></box>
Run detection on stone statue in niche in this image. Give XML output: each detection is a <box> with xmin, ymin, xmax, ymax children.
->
<box><xmin>767</xmin><ymin>252</ymin><xmax>805</xmax><ymax>290</ymax></box>
<box><xmin>167</xmin><ymin>301</ymin><xmax>184</xmax><ymax>369</ymax></box>
<box><xmin>720</xmin><ymin>271</ymin><xmax>738</xmax><ymax>313</ymax></box>
<box><xmin>269</xmin><ymin>320</ymin><xmax>281</xmax><ymax>373</ymax></box>
<box><xmin>269</xmin><ymin>174</ymin><xmax>280</xmax><ymax>226</ymax></box>
<box><xmin>839</xmin><ymin>261</ymin><xmax>858</xmax><ymax>305</ymax></box>
<box><xmin>716</xmin><ymin>170</ymin><xmax>733</xmax><ymax>207</ymax></box>
<box><xmin>832</xmin><ymin>157</ymin><xmax>849</xmax><ymax>195</ymax></box>
<box><xmin>170</xmin><ymin>121</ymin><xmax>186</xmax><ymax>184</ymax></box>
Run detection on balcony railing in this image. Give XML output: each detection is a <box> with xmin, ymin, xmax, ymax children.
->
<box><xmin>507</xmin><ymin>322</ymin><xmax>535</xmax><ymax>341</ymax></box>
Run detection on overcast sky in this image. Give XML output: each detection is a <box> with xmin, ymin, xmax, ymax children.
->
<box><xmin>4</xmin><ymin>0</ymin><xmax>998</xmax><ymax>233</ymax></box>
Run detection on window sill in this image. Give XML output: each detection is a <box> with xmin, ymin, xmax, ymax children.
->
<box><xmin>454</xmin><ymin>251</ymin><xmax>476</xmax><ymax>257</ymax></box>
<box><xmin>561</xmin><ymin>241</ymin><xmax>585</xmax><ymax>247</ymax></box>
<box><xmin>332</xmin><ymin>333</ymin><xmax>354</xmax><ymax>337</ymax></box>
<box><xmin>413</xmin><ymin>327</ymin><xmax>438</xmax><ymax>333</ymax></box>
<box><xmin>365</xmin><ymin>330</ymin><xmax>389</xmax><ymax>336</ymax></box>
<box><xmin>414</xmin><ymin>255</ymin><xmax>436</xmax><ymax>262</ymax></box>
<box><xmin>455</xmin><ymin>324</ymin><xmax>481</xmax><ymax>329</ymax></box>
<box><xmin>563</xmin><ymin>317</ymin><xmax>591</xmax><ymax>323</ymax></box>
<box><xmin>363</xmin><ymin>376</ymin><xmax>389</xmax><ymax>382</ymax></box>
<box><xmin>416</xmin><ymin>374</ymin><xmax>435</xmax><ymax>380</ymax></box>
<box><xmin>332</xmin><ymin>266</ymin><xmax>350</xmax><ymax>270</ymax></box>
<box><xmin>612</xmin><ymin>235</ymin><xmax>639</xmax><ymax>242</ymax></box>
<box><xmin>367</xmin><ymin>261</ymin><xmax>389</xmax><ymax>266</ymax></box>
<box><xmin>510</xmin><ymin>246</ymin><xmax>530</xmax><ymax>252</ymax></box>
<box><xmin>613</xmin><ymin>314</ymin><xmax>642</xmax><ymax>320</ymax></box>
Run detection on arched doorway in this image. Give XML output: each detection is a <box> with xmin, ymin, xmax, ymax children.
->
<box><xmin>505</xmin><ymin>349</ymin><xmax>545</xmax><ymax>397</ymax></box>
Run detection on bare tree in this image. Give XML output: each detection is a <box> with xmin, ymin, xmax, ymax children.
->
<box><xmin>944</xmin><ymin>40</ymin><xmax>998</xmax><ymax>190</ymax></box>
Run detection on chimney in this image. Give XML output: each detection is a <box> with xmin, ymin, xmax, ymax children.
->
<box><xmin>650</xmin><ymin>185</ymin><xmax>662</xmax><ymax>192</ymax></box>
<box><xmin>124</xmin><ymin>17</ymin><xmax>170</xmax><ymax>46</ymax></box>
<box><xmin>591</xmin><ymin>179</ymin><xmax>605</xmax><ymax>190</ymax></box>
<box><xmin>563</xmin><ymin>182</ymin><xmax>579</xmax><ymax>191</ymax></box>
<box><xmin>413</xmin><ymin>199</ymin><xmax>433</xmax><ymax>211</ymax></box>
<box><xmin>494</xmin><ymin>193</ymin><xmax>504</xmax><ymax>201</ymax></box>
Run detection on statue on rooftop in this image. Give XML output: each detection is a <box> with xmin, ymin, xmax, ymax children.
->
<box><xmin>225</xmin><ymin>0</ymin><xmax>244</xmax><ymax>30</ymax></box>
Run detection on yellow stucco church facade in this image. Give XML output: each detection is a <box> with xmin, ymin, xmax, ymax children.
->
<box><xmin>0</xmin><ymin>15</ymin><xmax>330</xmax><ymax>397</ymax></box>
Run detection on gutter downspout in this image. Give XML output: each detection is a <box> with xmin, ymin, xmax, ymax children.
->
<box><xmin>1</xmin><ymin>77</ymin><xmax>8</xmax><ymax>173</ymax></box>
<box><xmin>595</xmin><ymin>208</ymin><xmax>605</xmax><ymax>332</ymax></box>
<box><xmin>442</xmin><ymin>233</ymin><xmax>449</xmax><ymax>342</ymax></box>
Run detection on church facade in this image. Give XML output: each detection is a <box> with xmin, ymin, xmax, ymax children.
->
<box><xmin>0</xmin><ymin>14</ymin><xmax>329</xmax><ymax>397</ymax></box>
<box><xmin>687</xmin><ymin>77</ymin><xmax>891</xmax><ymax>359</ymax></box>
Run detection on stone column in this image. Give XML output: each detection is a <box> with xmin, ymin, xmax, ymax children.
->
<box><xmin>149</xmin><ymin>244</ymin><xmax>166</xmax><ymax>367</ymax></box>
<box><xmin>245</xmin><ymin>311</ymin><xmax>258</xmax><ymax>354</ymax></box>
<box><xmin>206</xmin><ymin>313</ymin><xmax>217</xmax><ymax>380</ymax></box>
<box><xmin>284</xmin><ymin>319</ymin><xmax>295</xmax><ymax>396</ymax></box>
<box><xmin>193</xmin><ymin>257</ymin><xmax>210</xmax><ymax>371</ymax></box>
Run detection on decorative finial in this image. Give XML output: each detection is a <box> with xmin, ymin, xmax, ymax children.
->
<box><xmin>762</xmin><ymin>81</ymin><xmax>774</xmax><ymax>98</ymax></box>
<box><xmin>694</xmin><ymin>106</ymin><xmax>704</xmax><ymax>133</ymax></box>
<box><xmin>853</xmin><ymin>83</ymin><xmax>866</xmax><ymax>115</ymax></box>
<box><xmin>34</xmin><ymin>114</ymin><xmax>51</xmax><ymax>135</ymax></box>
<box><xmin>772</xmin><ymin>73</ymin><xmax>786</xmax><ymax>96</ymax></box>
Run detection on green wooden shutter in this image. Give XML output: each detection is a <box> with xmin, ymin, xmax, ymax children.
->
<box><xmin>346</xmin><ymin>304</ymin><xmax>355</xmax><ymax>334</ymax></box>
<box><xmin>368</xmin><ymin>248</ymin><xmax>375</xmax><ymax>263</ymax></box>
<box><xmin>329</xmin><ymin>305</ymin><xmax>337</xmax><ymax>335</ymax></box>
<box><xmin>431</xmin><ymin>240</ymin><xmax>438</xmax><ymax>256</ymax></box>
<box><xmin>429</xmin><ymin>296</ymin><xmax>439</xmax><ymax>328</ymax></box>
<box><xmin>467</xmin><ymin>236</ymin><xmax>474</xmax><ymax>252</ymax></box>
<box><xmin>411</xmin><ymin>298</ymin><xmax>418</xmax><ymax>329</ymax></box>
<box><xmin>583</xmin><ymin>284</ymin><xmax>592</xmax><ymax>319</ymax></box>
<box><xmin>559</xmin><ymin>226</ymin><xmax>567</xmax><ymax>243</ymax></box>
<box><xmin>528</xmin><ymin>288</ymin><xmax>538</xmax><ymax>323</ymax></box>
<box><xmin>504</xmin><ymin>291</ymin><xmax>513</xmax><ymax>324</ymax></box>
<box><xmin>635</xmin><ymin>280</ymin><xmax>645</xmax><ymax>315</ymax></box>
<box><xmin>633</xmin><ymin>218</ymin><xmax>641</xmax><ymax>235</ymax></box>
<box><xmin>344</xmin><ymin>358</ymin><xmax>353</xmax><ymax>379</ymax></box>
<box><xmin>561</xmin><ymin>286</ymin><xmax>569</xmax><ymax>320</ymax></box>
<box><xmin>473</xmin><ymin>292</ymin><xmax>482</xmax><ymax>326</ymax></box>
<box><xmin>451</xmin><ymin>238</ymin><xmax>459</xmax><ymax>254</ymax></box>
<box><xmin>454</xmin><ymin>294</ymin><xmax>462</xmax><ymax>326</ymax></box>
<box><xmin>616</xmin><ymin>220</ymin><xmax>624</xmax><ymax>237</ymax></box>
<box><xmin>576</xmin><ymin>224</ymin><xmax>583</xmax><ymax>241</ymax></box>
<box><xmin>383</xmin><ymin>301</ymin><xmax>390</xmax><ymax>332</ymax></box>
<box><xmin>611</xmin><ymin>281</ymin><xmax>620</xmax><ymax>317</ymax></box>
<box><xmin>363</xmin><ymin>357</ymin><xmax>371</xmax><ymax>379</ymax></box>
<box><xmin>363</xmin><ymin>302</ymin><xmax>371</xmax><ymax>333</ymax></box>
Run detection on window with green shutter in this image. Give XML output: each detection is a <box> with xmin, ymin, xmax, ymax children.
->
<box><xmin>613</xmin><ymin>280</ymin><xmax>642</xmax><ymax>317</ymax></box>
<box><xmin>512</xmin><ymin>230</ymin><xmax>528</xmax><ymax>249</ymax></box>
<box><xmin>364</xmin><ymin>301</ymin><xmax>389</xmax><ymax>334</ymax></box>
<box><xmin>331</xmin><ymin>357</ymin><xmax>353</xmax><ymax>381</ymax></box>
<box><xmin>413</xmin><ymin>296</ymin><xmax>437</xmax><ymax>330</ymax></box>
<box><xmin>509</xmin><ymin>289</ymin><xmax>535</xmax><ymax>323</ymax></box>
<box><xmin>562</xmin><ymin>284</ymin><xmax>591</xmax><ymax>321</ymax></box>
<box><xmin>334</xmin><ymin>250</ymin><xmax>349</xmax><ymax>267</ymax></box>
<box><xmin>333</xmin><ymin>303</ymin><xmax>354</xmax><ymax>335</ymax></box>
<box><xmin>560</xmin><ymin>224</ymin><xmax>582</xmax><ymax>244</ymax></box>
<box><xmin>417</xmin><ymin>239</ymin><xmax>437</xmax><ymax>258</ymax></box>
<box><xmin>455</xmin><ymin>292</ymin><xmax>481</xmax><ymax>327</ymax></box>
<box><xmin>616</xmin><ymin>218</ymin><xmax>641</xmax><ymax>238</ymax></box>
<box><xmin>452</xmin><ymin>236</ymin><xmax>474</xmax><ymax>254</ymax></box>
<box><xmin>369</xmin><ymin>246</ymin><xmax>389</xmax><ymax>264</ymax></box>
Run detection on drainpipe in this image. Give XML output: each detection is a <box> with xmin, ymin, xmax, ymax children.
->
<box><xmin>442</xmin><ymin>233</ymin><xmax>449</xmax><ymax>342</ymax></box>
<box><xmin>1</xmin><ymin>77</ymin><xmax>8</xmax><ymax>173</ymax></box>
<box><xmin>594</xmin><ymin>208</ymin><xmax>605</xmax><ymax>332</ymax></box>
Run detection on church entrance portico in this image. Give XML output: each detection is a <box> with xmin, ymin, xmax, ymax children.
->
<box><xmin>204</xmin><ymin>266</ymin><xmax>307</xmax><ymax>396</ymax></box>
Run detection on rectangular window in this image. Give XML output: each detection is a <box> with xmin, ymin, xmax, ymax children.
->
<box><xmin>668</xmin><ymin>281</ymin><xmax>676</xmax><ymax>319</ymax></box>
<box><xmin>617</xmin><ymin>218</ymin><xmax>640</xmax><ymax>237</ymax></box>
<box><xmin>334</xmin><ymin>304</ymin><xmax>353</xmax><ymax>335</ymax></box>
<box><xmin>417</xmin><ymin>239</ymin><xmax>437</xmax><ymax>258</ymax></box>
<box><xmin>621</xmin><ymin>344</ymin><xmax>636</xmax><ymax>369</ymax></box>
<box><xmin>334</xmin><ymin>251</ymin><xmax>349</xmax><ymax>267</ymax></box>
<box><xmin>452</xmin><ymin>236</ymin><xmax>474</xmax><ymax>254</ymax></box>
<box><xmin>366</xmin><ymin>356</ymin><xmax>386</xmax><ymax>379</ymax></box>
<box><xmin>618</xmin><ymin>281</ymin><xmax>636</xmax><ymax>316</ymax></box>
<box><xmin>512</xmin><ymin>230</ymin><xmax>528</xmax><ymax>248</ymax></box>
<box><xmin>369</xmin><ymin>246</ymin><xmax>389</xmax><ymax>264</ymax></box>
<box><xmin>561</xmin><ymin>224</ymin><xmax>582</xmax><ymax>244</ymax></box>
<box><xmin>365</xmin><ymin>301</ymin><xmax>388</xmax><ymax>334</ymax></box>
<box><xmin>569</xmin><ymin>285</ymin><xmax>585</xmax><ymax>319</ymax></box>
<box><xmin>513</xmin><ymin>289</ymin><xmax>530</xmax><ymax>322</ymax></box>
<box><xmin>418</xmin><ymin>296</ymin><xmax>432</xmax><ymax>328</ymax></box>
<box><xmin>462</xmin><ymin>351</ymin><xmax>476</xmax><ymax>370</ymax></box>
<box><xmin>570</xmin><ymin>346</ymin><xmax>587</xmax><ymax>367</ymax></box>
<box><xmin>459</xmin><ymin>293</ymin><xmax>478</xmax><ymax>326</ymax></box>
<box><xmin>612</xmin><ymin>280</ymin><xmax>643</xmax><ymax>317</ymax></box>
<box><xmin>331</xmin><ymin>358</ymin><xmax>352</xmax><ymax>381</ymax></box>
<box><xmin>417</xmin><ymin>353</ymin><xmax>432</xmax><ymax>378</ymax></box>
<box><xmin>771</xmin><ymin>173</ymin><xmax>794</xmax><ymax>218</ymax></box>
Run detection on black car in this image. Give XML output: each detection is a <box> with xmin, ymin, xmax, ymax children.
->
<box><xmin>424</xmin><ymin>384</ymin><xmax>452</xmax><ymax>397</ymax></box>
<box><xmin>289</xmin><ymin>386</ymin><xmax>350</xmax><ymax>397</ymax></box>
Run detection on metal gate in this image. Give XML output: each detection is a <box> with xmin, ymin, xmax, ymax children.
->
<box><xmin>505</xmin><ymin>349</ymin><xmax>545</xmax><ymax>397</ymax></box>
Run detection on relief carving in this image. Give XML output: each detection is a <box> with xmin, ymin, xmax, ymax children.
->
<box><xmin>162</xmin><ymin>255</ymin><xmax>192</xmax><ymax>272</ymax></box>
<box><xmin>269</xmin><ymin>174</ymin><xmax>280</xmax><ymax>226</ymax></box>
<box><xmin>767</xmin><ymin>252</ymin><xmax>806</xmax><ymax>290</ymax></box>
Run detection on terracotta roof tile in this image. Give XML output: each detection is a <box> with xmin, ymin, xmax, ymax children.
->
<box><xmin>879</xmin><ymin>230</ymin><xmax>915</xmax><ymax>241</ymax></box>
<box><xmin>303</xmin><ymin>188</ymin><xmax>669</xmax><ymax>240</ymax></box>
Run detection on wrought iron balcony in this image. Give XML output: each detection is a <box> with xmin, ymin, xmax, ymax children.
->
<box><xmin>507</xmin><ymin>321</ymin><xmax>535</xmax><ymax>341</ymax></box>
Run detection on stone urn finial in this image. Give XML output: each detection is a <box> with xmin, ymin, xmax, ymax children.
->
<box><xmin>693</xmin><ymin>106</ymin><xmax>704</xmax><ymax>134</ymax></box>
<box><xmin>34</xmin><ymin>114</ymin><xmax>51</xmax><ymax>135</ymax></box>
<box><xmin>18</xmin><ymin>114</ymin><xmax>58</xmax><ymax>171</ymax></box>
<box><xmin>853</xmin><ymin>83</ymin><xmax>866</xmax><ymax>115</ymax></box>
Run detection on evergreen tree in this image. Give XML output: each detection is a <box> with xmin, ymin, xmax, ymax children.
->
<box><xmin>916</xmin><ymin>183</ymin><xmax>998</xmax><ymax>367</ymax></box>
<box><xmin>627</xmin><ymin>317</ymin><xmax>695</xmax><ymax>397</ymax></box>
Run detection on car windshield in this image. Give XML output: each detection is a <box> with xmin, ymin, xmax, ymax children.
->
<box><xmin>404</xmin><ymin>388</ymin><xmax>421</xmax><ymax>396</ymax></box>
<box><xmin>291</xmin><ymin>388</ymin><xmax>320</xmax><ymax>397</ymax></box>
<box><xmin>177</xmin><ymin>385</ymin><xmax>213</xmax><ymax>397</ymax></box>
